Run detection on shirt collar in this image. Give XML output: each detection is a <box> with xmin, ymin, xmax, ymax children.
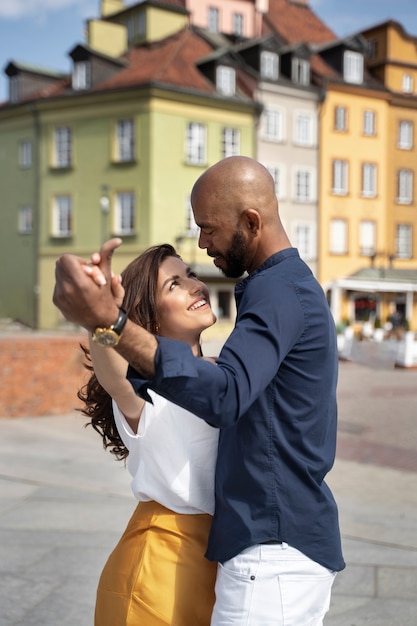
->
<box><xmin>236</xmin><ymin>247</ymin><xmax>299</xmax><ymax>294</ymax></box>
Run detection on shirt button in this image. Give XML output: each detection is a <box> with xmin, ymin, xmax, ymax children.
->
<box><xmin>250</xmin><ymin>575</ymin><xmax>255</xmax><ymax>580</ymax></box>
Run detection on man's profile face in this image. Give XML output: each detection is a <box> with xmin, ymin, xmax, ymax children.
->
<box><xmin>192</xmin><ymin>177</ymin><xmax>250</xmax><ymax>278</ymax></box>
<box><xmin>197</xmin><ymin>215</ymin><xmax>249</xmax><ymax>279</ymax></box>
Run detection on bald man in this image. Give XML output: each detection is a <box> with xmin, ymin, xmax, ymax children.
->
<box><xmin>54</xmin><ymin>156</ymin><xmax>344</xmax><ymax>625</ymax></box>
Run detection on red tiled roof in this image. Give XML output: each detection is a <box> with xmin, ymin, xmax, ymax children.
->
<box><xmin>95</xmin><ymin>28</ymin><xmax>216</xmax><ymax>94</ymax></box>
<box><xmin>0</xmin><ymin>1</ymin><xmax>340</xmax><ymax>108</ymax></box>
<box><xmin>265</xmin><ymin>0</ymin><xmax>336</xmax><ymax>45</ymax></box>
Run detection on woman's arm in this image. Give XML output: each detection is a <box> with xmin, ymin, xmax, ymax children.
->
<box><xmin>86</xmin><ymin>269</ymin><xmax>144</xmax><ymax>433</ymax></box>
<box><xmin>88</xmin><ymin>334</ymin><xmax>145</xmax><ymax>433</ymax></box>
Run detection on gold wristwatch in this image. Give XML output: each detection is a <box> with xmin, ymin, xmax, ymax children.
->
<box><xmin>92</xmin><ymin>307</ymin><xmax>128</xmax><ymax>347</ymax></box>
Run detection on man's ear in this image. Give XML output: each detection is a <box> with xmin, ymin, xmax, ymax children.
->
<box><xmin>242</xmin><ymin>209</ymin><xmax>261</xmax><ymax>235</ymax></box>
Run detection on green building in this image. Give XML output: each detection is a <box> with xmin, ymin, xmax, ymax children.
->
<box><xmin>0</xmin><ymin>0</ymin><xmax>257</xmax><ymax>332</ymax></box>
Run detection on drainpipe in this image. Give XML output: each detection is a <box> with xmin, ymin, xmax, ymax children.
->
<box><xmin>28</xmin><ymin>103</ymin><xmax>40</xmax><ymax>329</ymax></box>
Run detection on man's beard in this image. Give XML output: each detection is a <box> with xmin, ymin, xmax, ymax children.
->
<box><xmin>221</xmin><ymin>229</ymin><xmax>248</xmax><ymax>278</ymax></box>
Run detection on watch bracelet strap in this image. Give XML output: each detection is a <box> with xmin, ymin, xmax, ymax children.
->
<box><xmin>111</xmin><ymin>307</ymin><xmax>128</xmax><ymax>335</ymax></box>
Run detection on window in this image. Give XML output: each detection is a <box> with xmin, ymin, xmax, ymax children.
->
<box><xmin>396</xmin><ymin>224</ymin><xmax>412</xmax><ymax>259</ymax></box>
<box><xmin>330</xmin><ymin>219</ymin><xmax>347</xmax><ymax>255</ymax></box>
<box><xmin>126</xmin><ymin>16</ymin><xmax>135</xmax><ymax>42</ymax></box>
<box><xmin>334</xmin><ymin>106</ymin><xmax>347</xmax><ymax>131</ymax></box>
<box><xmin>18</xmin><ymin>206</ymin><xmax>33</xmax><ymax>234</ymax></box>
<box><xmin>398</xmin><ymin>121</ymin><xmax>413</xmax><ymax>149</ymax></box>
<box><xmin>137</xmin><ymin>12</ymin><xmax>146</xmax><ymax>36</ymax></box>
<box><xmin>186</xmin><ymin>122</ymin><xmax>206</xmax><ymax>165</ymax></box>
<box><xmin>359</xmin><ymin>220</ymin><xmax>376</xmax><ymax>256</ymax></box>
<box><xmin>9</xmin><ymin>75</ymin><xmax>19</xmax><ymax>102</ymax></box>
<box><xmin>295</xmin><ymin>112</ymin><xmax>314</xmax><ymax>146</ymax></box>
<box><xmin>294</xmin><ymin>223</ymin><xmax>315</xmax><ymax>260</ymax></box>
<box><xmin>266</xmin><ymin>164</ymin><xmax>285</xmax><ymax>199</ymax></box>
<box><xmin>292</xmin><ymin>58</ymin><xmax>309</xmax><ymax>85</ymax></box>
<box><xmin>53</xmin><ymin>126</ymin><xmax>72</xmax><ymax>168</ymax></box>
<box><xmin>208</xmin><ymin>7</ymin><xmax>219</xmax><ymax>32</ymax></box>
<box><xmin>19</xmin><ymin>140</ymin><xmax>32</xmax><ymax>168</ymax></box>
<box><xmin>216</xmin><ymin>65</ymin><xmax>236</xmax><ymax>95</ymax></box>
<box><xmin>363</xmin><ymin>110</ymin><xmax>376</xmax><ymax>136</ymax></box>
<box><xmin>52</xmin><ymin>195</ymin><xmax>72</xmax><ymax>237</ymax></box>
<box><xmin>368</xmin><ymin>39</ymin><xmax>378</xmax><ymax>59</ymax></box>
<box><xmin>185</xmin><ymin>196</ymin><xmax>199</xmax><ymax>236</ymax></box>
<box><xmin>294</xmin><ymin>168</ymin><xmax>315</xmax><ymax>202</ymax></box>
<box><xmin>343</xmin><ymin>50</ymin><xmax>363</xmax><ymax>84</ymax></box>
<box><xmin>397</xmin><ymin>169</ymin><xmax>413</xmax><ymax>204</ymax></box>
<box><xmin>217</xmin><ymin>290</ymin><xmax>232</xmax><ymax>319</ymax></box>
<box><xmin>233</xmin><ymin>13</ymin><xmax>244</xmax><ymax>36</ymax></box>
<box><xmin>222</xmin><ymin>127</ymin><xmax>240</xmax><ymax>158</ymax></box>
<box><xmin>72</xmin><ymin>61</ymin><xmax>91</xmax><ymax>90</ymax></box>
<box><xmin>402</xmin><ymin>74</ymin><xmax>413</xmax><ymax>94</ymax></box>
<box><xmin>116</xmin><ymin>119</ymin><xmax>135</xmax><ymax>162</ymax></box>
<box><xmin>260</xmin><ymin>51</ymin><xmax>279</xmax><ymax>80</ymax></box>
<box><xmin>114</xmin><ymin>192</ymin><xmax>135</xmax><ymax>235</ymax></box>
<box><xmin>362</xmin><ymin>163</ymin><xmax>377</xmax><ymax>198</ymax></box>
<box><xmin>263</xmin><ymin>107</ymin><xmax>283</xmax><ymax>142</ymax></box>
<box><xmin>332</xmin><ymin>160</ymin><xmax>348</xmax><ymax>195</ymax></box>
<box><xmin>355</xmin><ymin>296</ymin><xmax>376</xmax><ymax>322</ymax></box>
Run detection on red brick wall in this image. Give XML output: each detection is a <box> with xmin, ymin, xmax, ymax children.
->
<box><xmin>0</xmin><ymin>334</ymin><xmax>91</xmax><ymax>417</ymax></box>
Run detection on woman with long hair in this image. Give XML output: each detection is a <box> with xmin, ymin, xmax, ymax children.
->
<box><xmin>78</xmin><ymin>244</ymin><xmax>218</xmax><ymax>626</ymax></box>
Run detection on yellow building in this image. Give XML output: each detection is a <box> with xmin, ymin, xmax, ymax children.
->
<box><xmin>318</xmin><ymin>26</ymin><xmax>417</xmax><ymax>331</ymax></box>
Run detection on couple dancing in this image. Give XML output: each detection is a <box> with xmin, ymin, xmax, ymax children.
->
<box><xmin>54</xmin><ymin>156</ymin><xmax>344</xmax><ymax>625</ymax></box>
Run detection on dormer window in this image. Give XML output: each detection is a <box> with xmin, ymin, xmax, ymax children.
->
<box><xmin>216</xmin><ymin>65</ymin><xmax>236</xmax><ymax>96</ymax></box>
<box><xmin>367</xmin><ymin>39</ymin><xmax>377</xmax><ymax>59</ymax></box>
<box><xmin>261</xmin><ymin>51</ymin><xmax>279</xmax><ymax>81</ymax></box>
<box><xmin>6</xmin><ymin>61</ymin><xmax>65</xmax><ymax>104</ymax></box>
<box><xmin>292</xmin><ymin>58</ymin><xmax>309</xmax><ymax>85</ymax></box>
<box><xmin>127</xmin><ymin>15</ymin><xmax>135</xmax><ymax>42</ymax></box>
<box><xmin>9</xmin><ymin>75</ymin><xmax>19</xmax><ymax>103</ymax></box>
<box><xmin>137</xmin><ymin>12</ymin><xmax>146</xmax><ymax>37</ymax></box>
<box><xmin>72</xmin><ymin>61</ymin><xmax>91</xmax><ymax>90</ymax></box>
<box><xmin>343</xmin><ymin>51</ymin><xmax>363</xmax><ymax>84</ymax></box>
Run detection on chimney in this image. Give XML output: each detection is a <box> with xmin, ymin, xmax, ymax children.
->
<box><xmin>256</xmin><ymin>0</ymin><xmax>269</xmax><ymax>12</ymax></box>
<box><xmin>100</xmin><ymin>0</ymin><xmax>124</xmax><ymax>18</ymax></box>
<box><xmin>255</xmin><ymin>0</ymin><xmax>269</xmax><ymax>37</ymax></box>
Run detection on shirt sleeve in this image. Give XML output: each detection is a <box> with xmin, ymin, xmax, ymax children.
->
<box><xmin>112</xmin><ymin>398</ymin><xmax>138</xmax><ymax>449</ymax></box>
<box><xmin>127</xmin><ymin>272</ymin><xmax>305</xmax><ymax>428</ymax></box>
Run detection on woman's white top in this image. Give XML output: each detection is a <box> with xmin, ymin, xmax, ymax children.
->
<box><xmin>112</xmin><ymin>391</ymin><xmax>218</xmax><ymax>515</ymax></box>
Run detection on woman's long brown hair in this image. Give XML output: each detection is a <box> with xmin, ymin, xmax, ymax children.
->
<box><xmin>77</xmin><ymin>244</ymin><xmax>179</xmax><ymax>460</ymax></box>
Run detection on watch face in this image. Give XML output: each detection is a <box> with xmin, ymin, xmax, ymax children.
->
<box><xmin>92</xmin><ymin>328</ymin><xmax>120</xmax><ymax>347</ymax></box>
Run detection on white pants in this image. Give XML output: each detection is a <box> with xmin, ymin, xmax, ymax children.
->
<box><xmin>210</xmin><ymin>543</ymin><xmax>336</xmax><ymax>626</ymax></box>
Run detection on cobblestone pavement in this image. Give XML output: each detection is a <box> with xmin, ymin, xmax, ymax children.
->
<box><xmin>0</xmin><ymin>338</ymin><xmax>416</xmax><ymax>625</ymax></box>
<box><xmin>327</xmin><ymin>340</ymin><xmax>417</xmax><ymax>625</ymax></box>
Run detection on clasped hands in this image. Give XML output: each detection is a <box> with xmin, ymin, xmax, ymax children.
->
<box><xmin>53</xmin><ymin>238</ymin><xmax>125</xmax><ymax>332</ymax></box>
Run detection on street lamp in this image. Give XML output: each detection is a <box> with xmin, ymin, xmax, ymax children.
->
<box><xmin>100</xmin><ymin>184</ymin><xmax>110</xmax><ymax>243</ymax></box>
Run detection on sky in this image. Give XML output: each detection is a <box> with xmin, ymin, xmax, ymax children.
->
<box><xmin>0</xmin><ymin>0</ymin><xmax>416</xmax><ymax>102</ymax></box>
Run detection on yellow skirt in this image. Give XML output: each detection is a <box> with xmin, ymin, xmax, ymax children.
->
<box><xmin>95</xmin><ymin>501</ymin><xmax>217</xmax><ymax>626</ymax></box>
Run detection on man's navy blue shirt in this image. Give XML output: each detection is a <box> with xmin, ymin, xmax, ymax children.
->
<box><xmin>128</xmin><ymin>248</ymin><xmax>345</xmax><ymax>571</ymax></box>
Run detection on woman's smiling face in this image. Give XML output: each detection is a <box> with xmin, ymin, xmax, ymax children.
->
<box><xmin>156</xmin><ymin>256</ymin><xmax>216</xmax><ymax>343</ymax></box>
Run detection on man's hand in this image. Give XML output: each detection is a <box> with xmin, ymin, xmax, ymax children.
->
<box><xmin>52</xmin><ymin>238</ymin><xmax>122</xmax><ymax>332</ymax></box>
